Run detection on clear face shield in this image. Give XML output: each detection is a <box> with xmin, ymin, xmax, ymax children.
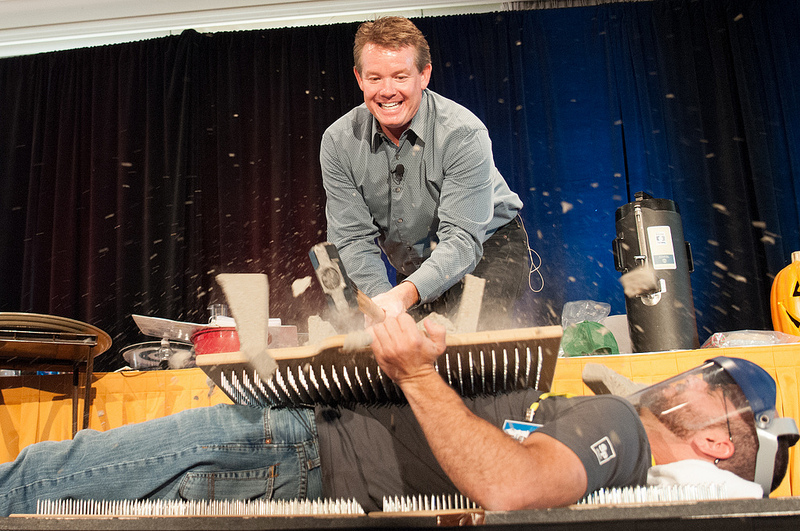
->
<box><xmin>625</xmin><ymin>357</ymin><xmax>799</xmax><ymax>496</ymax></box>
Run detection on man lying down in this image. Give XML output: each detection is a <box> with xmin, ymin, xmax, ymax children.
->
<box><xmin>0</xmin><ymin>314</ymin><xmax>797</xmax><ymax>515</ymax></box>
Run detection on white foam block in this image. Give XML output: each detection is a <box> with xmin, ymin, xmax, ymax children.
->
<box><xmin>454</xmin><ymin>274</ymin><xmax>485</xmax><ymax>334</ymax></box>
<box><xmin>216</xmin><ymin>273</ymin><xmax>277</xmax><ymax>380</ymax></box>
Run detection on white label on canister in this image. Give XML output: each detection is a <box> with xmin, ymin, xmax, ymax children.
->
<box><xmin>647</xmin><ymin>225</ymin><xmax>676</xmax><ymax>270</ymax></box>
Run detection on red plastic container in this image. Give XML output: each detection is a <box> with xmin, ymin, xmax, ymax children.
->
<box><xmin>191</xmin><ymin>327</ymin><xmax>240</xmax><ymax>355</ymax></box>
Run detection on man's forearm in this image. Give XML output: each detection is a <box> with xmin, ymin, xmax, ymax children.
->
<box><xmin>399</xmin><ymin>372</ymin><xmax>516</xmax><ymax>507</ymax></box>
<box><xmin>404</xmin><ymin>226</ymin><xmax>482</xmax><ymax>303</ymax></box>
<box><xmin>398</xmin><ymin>372</ymin><xmax>587</xmax><ymax>510</ymax></box>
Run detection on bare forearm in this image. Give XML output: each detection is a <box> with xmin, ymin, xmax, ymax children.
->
<box><xmin>398</xmin><ymin>373</ymin><xmax>586</xmax><ymax>510</ymax></box>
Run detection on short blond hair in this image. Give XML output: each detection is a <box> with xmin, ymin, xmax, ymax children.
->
<box><xmin>353</xmin><ymin>17</ymin><xmax>432</xmax><ymax>74</ymax></box>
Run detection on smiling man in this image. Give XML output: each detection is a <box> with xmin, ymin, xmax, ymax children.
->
<box><xmin>320</xmin><ymin>17</ymin><xmax>529</xmax><ymax>330</ymax></box>
<box><xmin>354</xmin><ymin>39</ymin><xmax>430</xmax><ymax>145</ymax></box>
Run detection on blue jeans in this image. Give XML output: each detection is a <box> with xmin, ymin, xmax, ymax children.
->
<box><xmin>0</xmin><ymin>404</ymin><xmax>321</xmax><ymax>516</ymax></box>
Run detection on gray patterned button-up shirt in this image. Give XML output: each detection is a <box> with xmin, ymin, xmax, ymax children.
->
<box><xmin>320</xmin><ymin>89</ymin><xmax>522</xmax><ymax>303</ymax></box>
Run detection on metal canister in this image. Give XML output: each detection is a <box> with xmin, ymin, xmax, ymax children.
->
<box><xmin>612</xmin><ymin>192</ymin><xmax>699</xmax><ymax>352</ymax></box>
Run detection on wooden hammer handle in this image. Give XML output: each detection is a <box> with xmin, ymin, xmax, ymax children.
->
<box><xmin>355</xmin><ymin>288</ymin><xmax>386</xmax><ymax>324</ymax></box>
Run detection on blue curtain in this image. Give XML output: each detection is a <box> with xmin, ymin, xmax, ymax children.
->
<box><xmin>0</xmin><ymin>0</ymin><xmax>798</xmax><ymax>368</ymax></box>
<box><xmin>417</xmin><ymin>0</ymin><xmax>800</xmax><ymax>338</ymax></box>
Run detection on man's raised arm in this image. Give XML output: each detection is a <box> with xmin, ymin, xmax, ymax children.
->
<box><xmin>370</xmin><ymin>314</ymin><xmax>588</xmax><ymax>510</ymax></box>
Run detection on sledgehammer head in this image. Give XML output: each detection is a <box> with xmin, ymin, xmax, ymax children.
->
<box><xmin>308</xmin><ymin>242</ymin><xmax>359</xmax><ymax>315</ymax></box>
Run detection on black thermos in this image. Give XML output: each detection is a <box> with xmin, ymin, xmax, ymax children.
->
<box><xmin>612</xmin><ymin>192</ymin><xmax>699</xmax><ymax>353</ymax></box>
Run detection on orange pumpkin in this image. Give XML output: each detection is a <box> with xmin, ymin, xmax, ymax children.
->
<box><xmin>771</xmin><ymin>251</ymin><xmax>800</xmax><ymax>336</ymax></box>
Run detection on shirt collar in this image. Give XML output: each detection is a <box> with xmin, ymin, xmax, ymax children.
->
<box><xmin>370</xmin><ymin>89</ymin><xmax>430</xmax><ymax>152</ymax></box>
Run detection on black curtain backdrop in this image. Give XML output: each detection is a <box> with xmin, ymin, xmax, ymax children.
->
<box><xmin>1</xmin><ymin>0</ymin><xmax>798</xmax><ymax>369</ymax></box>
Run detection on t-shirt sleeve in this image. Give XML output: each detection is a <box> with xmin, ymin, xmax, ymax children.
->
<box><xmin>533</xmin><ymin>395</ymin><xmax>651</xmax><ymax>496</ymax></box>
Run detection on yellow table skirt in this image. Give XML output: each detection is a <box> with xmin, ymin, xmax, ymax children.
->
<box><xmin>1</xmin><ymin>344</ymin><xmax>798</xmax><ymax>497</ymax></box>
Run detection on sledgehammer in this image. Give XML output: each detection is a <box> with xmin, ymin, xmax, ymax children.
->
<box><xmin>308</xmin><ymin>242</ymin><xmax>385</xmax><ymax>325</ymax></box>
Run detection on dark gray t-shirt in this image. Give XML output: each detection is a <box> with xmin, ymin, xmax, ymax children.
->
<box><xmin>315</xmin><ymin>391</ymin><xmax>650</xmax><ymax>512</ymax></box>
<box><xmin>533</xmin><ymin>395</ymin><xmax>651</xmax><ymax>496</ymax></box>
